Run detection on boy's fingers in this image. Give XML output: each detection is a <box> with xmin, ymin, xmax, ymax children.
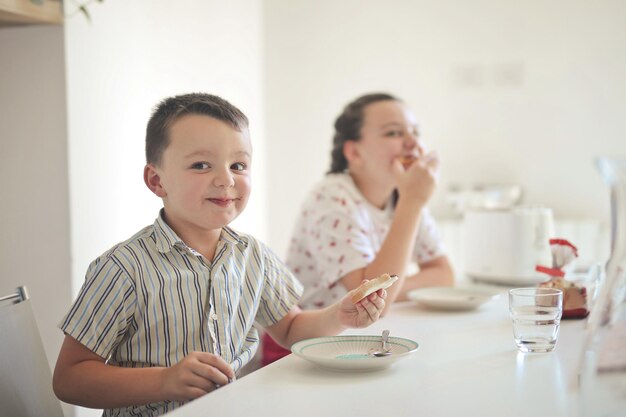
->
<box><xmin>195</xmin><ymin>365</ymin><xmax>231</xmax><ymax>387</ymax></box>
<box><xmin>354</xmin><ymin>300</ymin><xmax>366</xmax><ymax>315</ymax></box>
<box><xmin>196</xmin><ymin>352</ymin><xmax>234</xmax><ymax>373</ymax></box>
<box><xmin>359</xmin><ymin>297</ymin><xmax>381</xmax><ymax>322</ymax></box>
<box><xmin>194</xmin><ymin>352</ymin><xmax>235</xmax><ymax>380</ymax></box>
<box><xmin>187</xmin><ymin>374</ymin><xmax>214</xmax><ymax>394</ymax></box>
<box><xmin>368</xmin><ymin>292</ymin><xmax>385</xmax><ymax>310</ymax></box>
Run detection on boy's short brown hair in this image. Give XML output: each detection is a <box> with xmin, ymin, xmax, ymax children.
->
<box><xmin>146</xmin><ymin>93</ymin><xmax>249</xmax><ymax>166</ymax></box>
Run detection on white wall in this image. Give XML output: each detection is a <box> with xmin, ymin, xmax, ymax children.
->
<box><xmin>65</xmin><ymin>0</ymin><xmax>265</xmax><ymax>293</ymax></box>
<box><xmin>263</xmin><ymin>0</ymin><xmax>626</xmax><ymax>257</ymax></box>
<box><xmin>0</xmin><ymin>22</ymin><xmax>71</xmax><ymax>394</ymax></box>
<box><xmin>64</xmin><ymin>0</ymin><xmax>263</xmax><ymax>415</ymax></box>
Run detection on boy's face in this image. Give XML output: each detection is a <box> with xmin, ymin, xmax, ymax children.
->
<box><xmin>145</xmin><ymin>114</ymin><xmax>252</xmax><ymax>234</ymax></box>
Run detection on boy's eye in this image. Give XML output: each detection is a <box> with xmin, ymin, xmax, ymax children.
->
<box><xmin>231</xmin><ymin>162</ymin><xmax>247</xmax><ymax>171</ymax></box>
<box><xmin>191</xmin><ymin>162</ymin><xmax>210</xmax><ymax>170</ymax></box>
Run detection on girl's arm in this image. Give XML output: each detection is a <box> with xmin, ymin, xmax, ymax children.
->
<box><xmin>340</xmin><ymin>154</ymin><xmax>443</xmax><ymax>314</ymax></box>
<box><xmin>339</xmin><ymin>197</ymin><xmax>423</xmax><ymax>311</ymax></box>
<box><xmin>396</xmin><ymin>256</ymin><xmax>454</xmax><ymax>301</ymax></box>
<box><xmin>53</xmin><ymin>335</ymin><xmax>234</xmax><ymax>408</ymax></box>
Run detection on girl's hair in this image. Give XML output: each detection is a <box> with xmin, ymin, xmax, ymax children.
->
<box><xmin>328</xmin><ymin>92</ymin><xmax>399</xmax><ymax>174</ymax></box>
<box><xmin>146</xmin><ymin>93</ymin><xmax>249</xmax><ymax>166</ymax></box>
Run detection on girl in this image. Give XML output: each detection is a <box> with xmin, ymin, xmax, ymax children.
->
<box><xmin>262</xmin><ymin>93</ymin><xmax>454</xmax><ymax>365</ymax></box>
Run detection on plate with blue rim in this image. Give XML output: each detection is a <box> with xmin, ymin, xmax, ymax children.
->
<box><xmin>291</xmin><ymin>335</ymin><xmax>419</xmax><ymax>372</ymax></box>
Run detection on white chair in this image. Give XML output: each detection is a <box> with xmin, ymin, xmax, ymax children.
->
<box><xmin>0</xmin><ymin>286</ymin><xmax>65</xmax><ymax>417</ymax></box>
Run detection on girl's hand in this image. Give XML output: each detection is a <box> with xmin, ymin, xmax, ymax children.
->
<box><xmin>160</xmin><ymin>352</ymin><xmax>235</xmax><ymax>402</ymax></box>
<box><xmin>393</xmin><ymin>151</ymin><xmax>439</xmax><ymax>206</ymax></box>
<box><xmin>338</xmin><ymin>287</ymin><xmax>387</xmax><ymax>328</ymax></box>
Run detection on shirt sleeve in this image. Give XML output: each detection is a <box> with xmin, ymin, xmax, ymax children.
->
<box><xmin>58</xmin><ymin>252</ymin><xmax>136</xmax><ymax>359</ymax></box>
<box><xmin>413</xmin><ymin>208</ymin><xmax>447</xmax><ymax>264</ymax></box>
<box><xmin>255</xmin><ymin>244</ymin><xmax>304</xmax><ymax>328</ymax></box>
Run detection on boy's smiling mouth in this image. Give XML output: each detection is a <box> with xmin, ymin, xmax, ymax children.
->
<box><xmin>207</xmin><ymin>197</ymin><xmax>238</xmax><ymax>207</ymax></box>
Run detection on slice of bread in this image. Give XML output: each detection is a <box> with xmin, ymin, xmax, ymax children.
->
<box><xmin>351</xmin><ymin>273</ymin><xmax>398</xmax><ymax>304</ymax></box>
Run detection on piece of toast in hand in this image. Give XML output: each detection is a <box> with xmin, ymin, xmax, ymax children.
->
<box><xmin>351</xmin><ymin>273</ymin><xmax>398</xmax><ymax>304</ymax></box>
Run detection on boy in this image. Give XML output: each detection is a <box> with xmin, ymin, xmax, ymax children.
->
<box><xmin>53</xmin><ymin>93</ymin><xmax>387</xmax><ymax>417</ymax></box>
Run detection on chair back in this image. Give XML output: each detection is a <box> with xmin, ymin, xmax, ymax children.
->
<box><xmin>0</xmin><ymin>286</ymin><xmax>65</xmax><ymax>417</ymax></box>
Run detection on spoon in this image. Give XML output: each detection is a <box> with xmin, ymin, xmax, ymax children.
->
<box><xmin>369</xmin><ymin>329</ymin><xmax>392</xmax><ymax>357</ymax></box>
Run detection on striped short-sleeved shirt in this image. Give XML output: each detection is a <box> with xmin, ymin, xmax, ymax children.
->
<box><xmin>59</xmin><ymin>212</ymin><xmax>303</xmax><ymax>417</ymax></box>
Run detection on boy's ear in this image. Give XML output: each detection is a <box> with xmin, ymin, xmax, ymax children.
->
<box><xmin>144</xmin><ymin>164</ymin><xmax>166</xmax><ymax>197</ymax></box>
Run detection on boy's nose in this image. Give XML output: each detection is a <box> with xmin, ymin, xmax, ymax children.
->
<box><xmin>213</xmin><ymin>168</ymin><xmax>235</xmax><ymax>188</ymax></box>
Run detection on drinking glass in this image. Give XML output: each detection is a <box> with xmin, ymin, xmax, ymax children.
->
<box><xmin>509</xmin><ymin>287</ymin><xmax>563</xmax><ymax>353</ymax></box>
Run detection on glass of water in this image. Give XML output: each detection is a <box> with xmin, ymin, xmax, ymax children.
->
<box><xmin>509</xmin><ymin>287</ymin><xmax>563</xmax><ymax>353</ymax></box>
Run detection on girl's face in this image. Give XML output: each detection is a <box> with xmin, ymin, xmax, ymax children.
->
<box><xmin>351</xmin><ymin>100</ymin><xmax>425</xmax><ymax>186</ymax></box>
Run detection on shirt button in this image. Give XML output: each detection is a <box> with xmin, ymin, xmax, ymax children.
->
<box><xmin>210</xmin><ymin>313</ymin><xmax>218</xmax><ymax>320</ymax></box>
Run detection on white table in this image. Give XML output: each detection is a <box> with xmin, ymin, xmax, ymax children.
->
<box><xmin>163</xmin><ymin>284</ymin><xmax>618</xmax><ymax>417</ymax></box>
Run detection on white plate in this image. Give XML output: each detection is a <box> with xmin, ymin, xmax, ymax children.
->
<box><xmin>291</xmin><ymin>335</ymin><xmax>419</xmax><ymax>372</ymax></box>
<box><xmin>407</xmin><ymin>287</ymin><xmax>499</xmax><ymax>311</ymax></box>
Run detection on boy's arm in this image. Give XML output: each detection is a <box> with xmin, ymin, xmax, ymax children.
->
<box><xmin>53</xmin><ymin>335</ymin><xmax>235</xmax><ymax>408</ymax></box>
<box><xmin>265</xmin><ymin>289</ymin><xmax>386</xmax><ymax>349</ymax></box>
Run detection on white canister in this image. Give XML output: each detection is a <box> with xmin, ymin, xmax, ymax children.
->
<box><xmin>463</xmin><ymin>206</ymin><xmax>555</xmax><ymax>285</ymax></box>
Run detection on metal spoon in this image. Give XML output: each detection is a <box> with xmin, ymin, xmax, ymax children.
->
<box><xmin>369</xmin><ymin>329</ymin><xmax>392</xmax><ymax>357</ymax></box>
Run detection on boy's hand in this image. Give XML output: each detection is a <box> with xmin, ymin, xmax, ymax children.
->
<box><xmin>161</xmin><ymin>352</ymin><xmax>235</xmax><ymax>402</ymax></box>
<box><xmin>338</xmin><ymin>288</ymin><xmax>387</xmax><ymax>328</ymax></box>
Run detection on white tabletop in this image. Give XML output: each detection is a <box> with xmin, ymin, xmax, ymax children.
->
<box><xmin>163</xmin><ymin>285</ymin><xmax>615</xmax><ymax>417</ymax></box>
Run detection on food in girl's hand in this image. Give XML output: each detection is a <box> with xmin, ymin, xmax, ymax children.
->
<box><xmin>399</xmin><ymin>155</ymin><xmax>416</xmax><ymax>169</ymax></box>
<box><xmin>351</xmin><ymin>273</ymin><xmax>399</xmax><ymax>304</ymax></box>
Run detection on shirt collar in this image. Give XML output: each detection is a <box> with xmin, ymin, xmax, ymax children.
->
<box><xmin>221</xmin><ymin>226</ymin><xmax>248</xmax><ymax>248</ymax></box>
<box><xmin>153</xmin><ymin>210</ymin><xmax>184</xmax><ymax>253</ymax></box>
<box><xmin>153</xmin><ymin>210</ymin><xmax>248</xmax><ymax>253</ymax></box>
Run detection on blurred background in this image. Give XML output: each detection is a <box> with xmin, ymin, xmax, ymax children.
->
<box><xmin>1</xmin><ymin>1</ymin><xmax>625</xmax><ymax>415</ymax></box>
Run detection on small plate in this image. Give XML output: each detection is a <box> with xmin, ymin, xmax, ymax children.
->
<box><xmin>291</xmin><ymin>335</ymin><xmax>419</xmax><ymax>372</ymax></box>
<box><xmin>407</xmin><ymin>287</ymin><xmax>498</xmax><ymax>311</ymax></box>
